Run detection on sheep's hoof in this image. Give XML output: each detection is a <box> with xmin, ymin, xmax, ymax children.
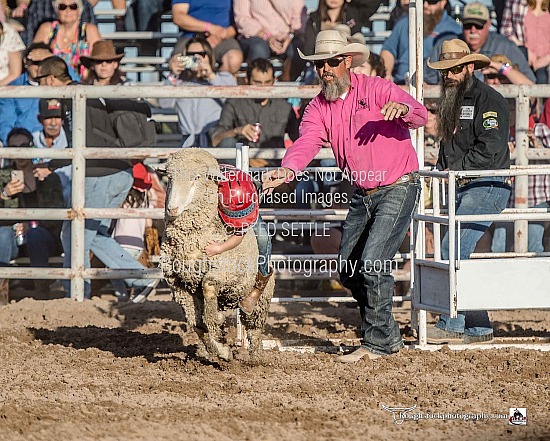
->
<box><xmin>218</xmin><ymin>345</ymin><xmax>233</xmax><ymax>361</ymax></box>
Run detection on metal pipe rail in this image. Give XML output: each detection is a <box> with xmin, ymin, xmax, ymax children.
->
<box><xmin>1</xmin><ymin>84</ymin><xmax>549</xmax><ymax>302</ymax></box>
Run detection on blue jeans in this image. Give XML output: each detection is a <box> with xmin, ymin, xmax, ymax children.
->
<box><xmin>437</xmin><ymin>177</ymin><xmax>511</xmax><ymax>336</ymax></box>
<box><xmin>339</xmin><ymin>177</ymin><xmax>421</xmax><ymax>355</ymax></box>
<box><xmin>0</xmin><ymin>226</ymin><xmax>18</xmax><ymax>264</ymax></box>
<box><xmin>61</xmin><ymin>171</ymin><xmax>153</xmax><ymax>298</ymax></box>
<box><xmin>253</xmin><ymin>215</ymin><xmax>272</xmax><ymax>277</ymax></box>
<box><xmin>26</xmin><ymin>226</ymin><xmax>59</xmax><ymax>267</ymax></box>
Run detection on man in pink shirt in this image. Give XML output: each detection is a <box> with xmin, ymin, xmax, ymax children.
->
<box><xmin>263</xmin><ymin>30</ymin><xmax>428</xmax><ymax>362</ymax></box>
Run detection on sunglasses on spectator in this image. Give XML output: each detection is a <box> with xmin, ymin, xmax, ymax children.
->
<box><xmin>34</xmin><ymin>73</ymin><xmax>52</xmax><ymax>81</ymax></box>
<box><xmin>314</xmin><ymin>57</ymin><xmax>345</xmax><ymax>69</ymax></box>
<box><xmin>93</xmin><ymin>60</ymin><xmax>117</xmax><ymax>64</ymax></box>
<box><xmin>58</xmin><ymin>3</ymin><xmax>79</xmax><ymax>11</ymax></box>
<box><xmin>463</xmin><ymin>22</ymin><xmax>485</xmax><ymax>31</ymax></box>
<box><xmin>440</xmin><ymin>65</ymin><xmax>466</xmax><ymax>76</ymax></box>
<box><xmin>424</xmin><ymin>0</ymin><xmax>441</xmax><ymax>5</ymax></box>
<box><xmin>26</xmin><ymin>59</ymin><xmax>42</xmax><ymax>66</ymax></box>
<box><xmin>186</xmin><ymin>51</ymin><xmax>206</xmax><ymax>57</ymax></box>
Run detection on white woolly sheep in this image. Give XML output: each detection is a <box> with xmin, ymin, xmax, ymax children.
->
<box><xmin>160</xmin><ymin>148</ymin><xmax>274</xmax><ymax>361</ymax></box>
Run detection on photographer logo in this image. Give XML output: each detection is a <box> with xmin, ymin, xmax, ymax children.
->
<box><xmin>509</xmin><ymin>408</ymin><xmax>527</xmax><ymax>426</ymax></box>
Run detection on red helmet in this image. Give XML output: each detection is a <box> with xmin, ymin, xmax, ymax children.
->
<box><xmin>218</xmin><ymin>166</ymin><xmax>259</xmax><ymax>231</ymax></box>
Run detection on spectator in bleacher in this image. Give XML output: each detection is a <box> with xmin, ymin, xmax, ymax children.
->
<box><xmin>35</xmin><ymin>57</ymin><xmax>77</xmax><ymax>144</ymax></box>
<box><xmin>33</xmin><ymin>0</ymin><xmax>101</xmax><ymax>80</ymax></box>
<box><xmin>234</xmin><ymin>0</ymin><xmax>306</xmax><ymax>81</ymax></box>
<box><xmin>171</xmin><ymin>0</ymin><xmax>243</xmax><ymax>75</ymax></box>
<box><xmin>32</xmin><ymin>98</ymin><xmax>72</xmax><ymax>207</ymax></box>
<box><xmin>482</xmin><ymin>52</ymin><xmax>534</xmax><ymax>85</ymax></box>
<box><xmin>0</xmin><ymin>128</ymin><xmax>64</xmax><ymax>295</ymax></box>
<box><xmin>0</xmin><ymin>44</ymin><xmax>79</xmax><ymax>146</ymax></box>
<box><xmin>262</xmin><ymin>30</ymin><xmax>428</xmax><ymax>362</ymax></box>
<box><xmin>500</xmin><ymin>0</ymin><xmax>550</xmax><ymax>84</ymax></box>
<box><xmin>25</xmin><ymin>0</ymin><xmax>96</xmax><ymax>45</ymax></box>
<box><xmin>353</xmin><ymin>52</ymin><xmax>386</xmax><ymax>77</ymax></box>
<box><xmin>0</xmin><ymin>21</ymin><xmax>25</xmax><ymax>86</ymax></box>
<box><xmin>387</xmin><ymin>0</ymin><xmax>409</xmax><ymax>30</ymax></box>
<box><xmin>333</xmin><ymin>24</ymin><xmax>387</xmax><ymax>77</ymax></box>
<box><xmin>0</xmin><ymin>0</ymin><xmax>29</xmax><ymax>32</ymax></box>
<box><xmin>381</xmin><ymin>0</ymin><xmax>461</xmax><ymax>84</ymax></box>
<box><xmin>161</xmin><ymin>36</ymin><xmax>236</xmax><ymax>147</ymax></box>
<box><xmin>300</xmin><ymin>0</ymin><xmax>379</xmax><ymax>82</ymax></box>
<box><xmin>80</xmin><ymin>39</ymin><xmax>126</xmax><ymax>85</ymax></box>
<box><xmin>426</xmin><ymin>2</ymin><xmax>537</xmax><ymax>84</ymax></box>
<box><xmin>211</xmin><ymin>58</ymin><xmax>298</xmax><ymax>152</ymax></box>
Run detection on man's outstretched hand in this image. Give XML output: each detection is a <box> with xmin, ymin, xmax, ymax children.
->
<box><xmin>261</xmin><ymin>167</ymin><xmax>294</xmax><ymax>195</ymax></box>
<box><xmin>381</xmin><ymin>101</ymin><xmax>409</xmax><ymax>121</ymax></box>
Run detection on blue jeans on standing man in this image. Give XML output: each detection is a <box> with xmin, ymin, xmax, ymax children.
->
<box><xmin>61</xmin><ymin>170</ymin><xmax>155</xmax><ymax>299</ymax></box>
<box><xmin>436</xmin><ymin>177</ymin><xmax>511</xmax><ymax>337</ymax></box>
<box><xmin>339</xmin><ymin>176</ymin><xmax>421</xmax><ymax>356</ymax></box>
<box><xmin>0</xmin><ymin>226</ymin><xmax>18</xmax><ymax>265</ymax></box>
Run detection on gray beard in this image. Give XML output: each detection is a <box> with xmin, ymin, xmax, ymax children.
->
<box><xmin>436</xmin><ymin>70</ymin><xmax>473</xmax><ymax>143</ymax></box>
<box><xmin>320</xmin><ymin>72</ymin><xmax>351</xmax><ymax>102</ymax></box>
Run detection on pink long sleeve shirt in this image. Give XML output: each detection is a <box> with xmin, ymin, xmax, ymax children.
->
<box><xmin>282</xmin><ymin>73</ymin><xmax>428</xmax><ymax>190</ymax></box>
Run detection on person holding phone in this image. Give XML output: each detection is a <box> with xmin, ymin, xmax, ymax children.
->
<box><xmin>161</xmin><ymin>36</ymin><xmax>236</xmax><ymax>147</ymax></box>
<box><xmin>0</xmin><ymin>128</ymin><xmax>64</xmax><ymax>299</ymax></box>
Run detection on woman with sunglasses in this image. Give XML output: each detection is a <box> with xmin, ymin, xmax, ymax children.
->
<box><xmin>0</xmin><ymin>20</ymin><xmax>25</xmax><ymax>86</ymax></box>
<box><xmin>32</xmin><ymin>0</ymin><xmax>100</xmax><ymax>80</ymax></box>
<box><xmin>162</xmin><ymin>36</ymin><xmax>236</xmax><ymax>148</ymax></box>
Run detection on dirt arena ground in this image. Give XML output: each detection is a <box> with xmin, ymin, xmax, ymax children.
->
<box><xmin>0</xmin><ymin>286</ymin><xmax>549</xmax><ymax>441</ymax></box>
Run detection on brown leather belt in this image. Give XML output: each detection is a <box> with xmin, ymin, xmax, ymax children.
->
<box><xmin>359</xmin><ymin>172</ymin><xmax>418</xmax><ymax>197</ymax></box>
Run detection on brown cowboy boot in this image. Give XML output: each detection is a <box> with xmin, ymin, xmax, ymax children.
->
<box><xmin>0</xmin><ymin>278</ymin><xmax>9</xmax><ymax>306</ymax></box>
<box><xmin>239</xmin><ymin>268</ymin><xmax>273</xmax><ymax>315</ymax></box>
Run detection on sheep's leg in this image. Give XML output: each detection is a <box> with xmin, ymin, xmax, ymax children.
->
<box><xmin>201</xmin><ymin>280</ymin><xmax>232</xmax><ymax>361</ymax></box>
<box><xmin>170</xmin><ymin>285</ymin><xmax>197</xmax><ymax>329</ymax></box>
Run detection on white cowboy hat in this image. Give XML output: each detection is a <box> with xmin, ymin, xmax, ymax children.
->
<box><xmin>298</xmin><ymin>29</ymin><xmax>370</xmax><ymax>68</ymax></box>
<box><xmin>427</xmin><ymin>39</ymin><xmax>490</xmax><ymax>70</ymax></box>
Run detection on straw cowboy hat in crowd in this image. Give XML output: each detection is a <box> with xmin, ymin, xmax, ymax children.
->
<box><xmin>298</xmin><ymin>29</ymin><xmax>370</xmax><ymax>68</ymax></box>
<box><xmin>80</xmin><ymin>40</ymin><xmax>124</xmax><ymax>68</ymax></box>
<box><xmin>427</xmin><ymin>39</ymin><xmax>490</xmax><ymax>71</ymax></box>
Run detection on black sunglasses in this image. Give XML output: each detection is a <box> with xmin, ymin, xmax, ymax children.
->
<box><xmin>440</xmin><ymin>65</ymin><xmax>466</xmax><ymax>76</ymax></box>
<box><xmin>463</xmin><ymin>22</ymin><xmax>485</xmax><ymax>31</ymax></box>
<box><xmin>314</xmin><ymin>57</ymin><xmax>345</xmax><ymax>69</ymax></box>
<box><xmin>186</xmin><ymin>51</ymin><xmax>206</xmax><ymax>57</ymax></box>
<box><xmin>58</xmin><ymin>3</ymin><xmax>79</xmax><ymax>11</ymax></box>
<box><xmin>34</xmin><ymin>73</ymin><xmax>52</xmax><ymax>81</ymax></box>
<box><xmin>26</xmin><ymin>59</ymin><xmax>41</xmax><ymax>66</ymax></box>
<box><xmin>424</xmin><ymin>0</ymin><xmax>441</xmax><ymax>5</ymax></box>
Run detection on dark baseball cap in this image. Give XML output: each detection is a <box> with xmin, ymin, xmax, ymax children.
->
<box><xmin>39</xmin><ymin>98</ymin><xmax>62</xmax><ymax>119</ymax></box>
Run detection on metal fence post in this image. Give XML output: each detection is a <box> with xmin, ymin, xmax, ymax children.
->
<box><xmin>70</xmin><ymin>89</ymin><xmax>87</xmax><ymax>301</ymax></box>
<box><xmin>514</xmin><ymin>87</ymin><xmax>530</xmax><ymax>253</ymax></box>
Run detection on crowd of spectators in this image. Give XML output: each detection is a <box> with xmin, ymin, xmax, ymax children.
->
<box><xmin>0</xmin><ymin>0</ymin><xmax>549</xmax><ymax>304</ymax></box>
